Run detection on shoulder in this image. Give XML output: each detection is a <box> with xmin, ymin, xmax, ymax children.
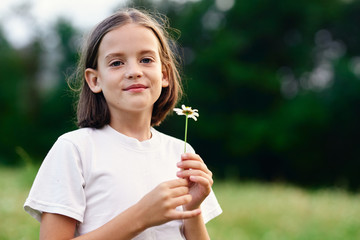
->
<box><xmin>42</xmin><ymin>128</ymin><xmax>96</xmax><ymax>159</ymax></box>
<box><xmin>58</xmin><ymin>127</ymin><xmax>97</xmax><ymax>145</ymax></box>
<box><xmin>153</xmin><ymin>128</ymin><xmax>195</xmax><ymax>153</ymax></box>
<box><xmin>153</xmin><ymin>128</ymin><xmax>185</xmax><ymax>146</ymax></box>
<box><xmin>154</xmin><ymin>129</ymin><xmax>182</xmax><ymax>144</ymax></box>
<box><xmin>46</xmin><ymin>128</ymin><xmax>101</xmax><ymax>156</ymax></box>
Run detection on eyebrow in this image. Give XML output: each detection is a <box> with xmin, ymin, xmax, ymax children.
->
<box><xmin>104</xmin><ymin>53</ymin><xmax>124</xmax><ymax>61</ymax></box>
<box><xmin>104</xmin><ymin>50</ymin><xmax>158</xmax><ymax>61</ymax></box>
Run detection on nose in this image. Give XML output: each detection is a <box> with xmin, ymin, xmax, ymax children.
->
<box><xmin>125</xmin><ymin>62</ymin><xmax>143</xmax><ymax>79</ymax></box>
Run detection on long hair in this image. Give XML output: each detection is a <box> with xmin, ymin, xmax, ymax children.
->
<box><xmin>73</xmin><ymin>8</ymin><xmax>183</xmax><ymax>128</ymax></box>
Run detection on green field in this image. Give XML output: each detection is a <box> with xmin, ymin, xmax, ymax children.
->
<box><xmin>1</xmin><ymin>166</ymin><xmax>360</xmax><ymax>240</ymax></box>
<box><xmin>207</xmin><ymin>182</ymin><xmax>360</xmax><ymax>240</ymax></box>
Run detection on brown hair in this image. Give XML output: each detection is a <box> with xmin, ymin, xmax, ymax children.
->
<box><xmin>73</xmin><ymin>8</ymin><xmax>182</xmax><ymax>128</ymax></box>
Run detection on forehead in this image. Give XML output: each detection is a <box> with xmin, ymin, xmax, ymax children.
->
<box><xmin>98</xmin><ymin>23</ymin><xmax>161</xmax><ymax>57</ymax></box>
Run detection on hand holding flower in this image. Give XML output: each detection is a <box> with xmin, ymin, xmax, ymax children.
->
<box><xmin>176</xmin><ymin>153</ymin><xmax>213</xmax><ymax>210</ymax></box>
<box><xmin>174</xmin><ymin>105</ymin><xmax>211</xmax><ymax>209</ymax></box>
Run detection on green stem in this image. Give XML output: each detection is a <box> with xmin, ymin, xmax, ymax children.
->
<box><xmin>184</xmin><ymin>115</ymin><xmax>188</xmax><ymax>153</ymax></box>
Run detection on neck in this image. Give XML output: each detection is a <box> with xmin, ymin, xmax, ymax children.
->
<box><xmin>109</xmin><ymin>111</ymin><xmax>152</xmax><ymax>142</ymax></box>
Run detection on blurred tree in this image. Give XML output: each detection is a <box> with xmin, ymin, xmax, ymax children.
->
<box><xmin>34</xmin><ymin>18</ymin><xmax>80</xmax><ymax>151</ymax></box>
<box><xmin>0</xmin><ymin>18</ymin><xmax>79</xmax><ymax>164</ymax></box>
<box><xmin>155</xmin><ymin>0</ymin><xmax>360</xmax><ymax>188</ymax></box>
<box><xmin>0</xmin><ymin>26</ymin><xmax>44</xmax><ymax>164</ymax></box>
<box><xmin>1</xmin><ymin>0</ymin><xmax>360</xmax><ymax>189</ymax></box>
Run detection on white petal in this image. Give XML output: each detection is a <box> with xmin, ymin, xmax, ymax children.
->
<box><xmin>189</xmin><ymin>115</ymin><xmax>198</xmax><ymax>121</ymax></box>
<box><xmin>173</xmin><ymin>109</ymin><xmax>185</xmax><ymax>116</ymax></box>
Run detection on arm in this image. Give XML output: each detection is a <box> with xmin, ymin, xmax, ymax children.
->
<box><xmin>41</xmin><ymin>204</ymin><xmax>147</xmax><ymax>240</ymax></box>
<box><xmin>183</xmin><ymin>214</ymin><xmax>210</xmax><ymax>240</ymax></box>
<box><xmin>176</xmin><ymin>153</ymin><xmax>213</xmax><ymax>240</ymax></box>
<box><xmin>40</xmin><ymin>213</ymin><xmax>77</xmax><ymax>240</ymax></box>
<box><xmin>40</xmin><ymin>179</ymin><xmax>201</xmax><ymax>240</ymax></box>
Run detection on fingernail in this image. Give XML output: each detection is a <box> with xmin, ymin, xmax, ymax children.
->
<box><xmin>177</xmin><ymin>162</ymin><xmax>183</xmax><ymax>167</ymax></box>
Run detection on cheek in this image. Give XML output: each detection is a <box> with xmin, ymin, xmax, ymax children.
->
<box><xmin>98</xmin><ymin>73</ymin><xmax>119</xmax><ymax>88</ymax></box>
<box><xmin>152</xmin><ymin>82</ymin><xmax>164</xmax><ymax>101</ymax></box>
<box><xmin>155</xmin><ymin>84</ymin><xmax>163</xmax><ymax>97</ymax></box>
<box><xmin>98</xmin><ymin>77</ymin><xmax>120</xmax><ymax>99</ymax></box>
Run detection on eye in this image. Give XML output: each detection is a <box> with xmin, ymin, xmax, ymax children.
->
<box><xmin>110</xmin><ymin>60</ymin><xmax>123</xmax><ymax>67</ymax></box>
<box><xmin>140</xmin><ymin>58</ymin><xmax>153</xmax><ymax>64</ymax></box>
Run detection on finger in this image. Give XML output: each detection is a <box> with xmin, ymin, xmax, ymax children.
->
<box><xmin>161</xmin><ymin>178</ymin><xmax>188</xmax><ymax>189</ymax></box>
<box><xmin>169</xmin><ymin>194</ymin><xmax>193</xmax><ymax>207</ymax></box>
<box><xmin>181</xmin><ymin>153</ymin><xmax>203</xmax><ymax>163</ymax></box>
<box><xmin>179</xmin><ymin>154</ymin><xmax>212</xmax><ymax>177</ymax></box>
<box><xmin>177</xmin><ymin>160</ymin><xmax>211</xmax><ymax>174</ymax></box>
<box><xmin>189</xmin><ymin>175</ymin><xmax>213</xmax><ymax>189</ymax></box>
<box><xmin>169</xmin><ymin>186</ymin><xmax>189</xmax><ymax>198</ymax></box>
<box><xmin>168</xmin><ymin>208</ymin><xmax>202</xmax><ymax>220</ymax></box>
<box><xmin>177</xmin><ymin>169</ymin><xmax>212</xmax><ymax>182</ymax></box>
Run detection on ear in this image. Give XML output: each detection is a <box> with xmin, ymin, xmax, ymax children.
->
<box><xmin>161</xmin><ymin>65</ymin><xmax>169</xmax><ymax>88</ymax></box>
<box><xmin>85</xmin><ymin>68</ymin><xmax>102</xmax><ymax>93</ymax></box>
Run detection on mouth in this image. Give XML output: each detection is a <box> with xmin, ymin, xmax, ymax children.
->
<box><xmin>123</xmin><ymin>84</ymin><xmax>148</xmax><ymax>92</ymax></box>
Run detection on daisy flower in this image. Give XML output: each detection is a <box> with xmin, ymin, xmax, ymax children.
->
<box><xmin>174</xmin><ymin>105</ymin><xmax>199</xmax><ymax>152</ymax></box>
<box><xmin>173</xmin><ymin>105</ymin><xmax>199</xmax><ymax>121</ymax></box>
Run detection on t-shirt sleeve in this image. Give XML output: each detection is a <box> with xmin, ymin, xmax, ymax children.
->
<box><xmin>201</xmin><ymin>189</ymin><xmax>222</xmax><ymax>224</ymax></box>
<box><xmin>186</xmin><ymin>143</ymin><xmax>223</xmax><ymax>224</ymax></box>
<box><xmin>24</xmin><ymin>138</ymin><xmax>86</xmax><ymax>223</ymax></box>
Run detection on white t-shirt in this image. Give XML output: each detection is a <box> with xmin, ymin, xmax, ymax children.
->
<box><xmin>24</xmin><ymin>125</ymin><xmax>222</xmax><ymax>239</ymax></box>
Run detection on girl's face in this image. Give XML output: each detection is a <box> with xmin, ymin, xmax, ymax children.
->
<box><xmin>85</xmin><ymin>23</ymin><xmax>169</xmax><ymax>122</ymax></box>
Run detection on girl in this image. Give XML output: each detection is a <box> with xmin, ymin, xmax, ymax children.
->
<box><xmin>24</xmin><ymin>8</ymin><xmax>222</xmax><ymax>240</ymax></box>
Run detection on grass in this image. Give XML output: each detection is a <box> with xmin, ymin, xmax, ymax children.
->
<box><xmin>2</xmin><ymin>166</ymin><xmax>360</xmax><ymax>240</ymax></box>
<box><xmin>0</xmin><ymin>166</ymin><xmax>39</xmax><ymax>240</ymax></box>
<box><xmin>207</xmin><ymin>181</ymin><xmax>360</xmax><ymax>240</ymax></box>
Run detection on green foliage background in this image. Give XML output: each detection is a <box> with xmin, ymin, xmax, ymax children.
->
<box><xmin>1</xmin><ymin>0</ymin><xmax>360</xmax><ymax>188</ymax></box>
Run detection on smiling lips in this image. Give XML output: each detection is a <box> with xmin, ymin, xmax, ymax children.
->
<box><xmin>123</xmin><ymin>84</ymin><xmax>148</xmax><ymax>92</ymax></box>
